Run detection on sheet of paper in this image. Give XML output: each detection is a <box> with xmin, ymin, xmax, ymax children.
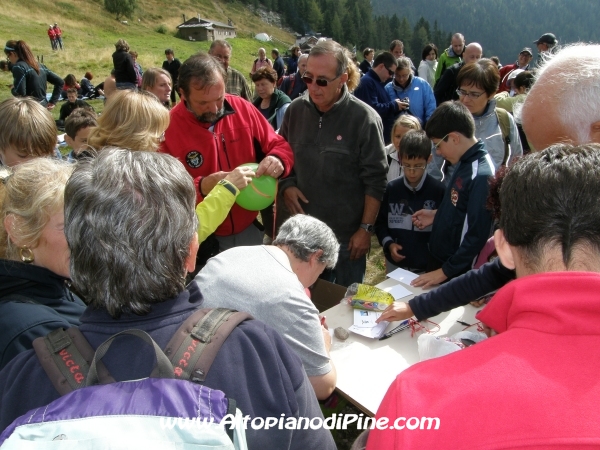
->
<box><xmin>387</xmin><ymin>267</ymin><xmax>419</xmax><ymax>284</ymax></box>
<box><xmin>381</xmin><ymin>283</ymin><xmax>413</xmax><ymax>300</ymax></box>
<box><xmin>349</xmin><ymin>322</ymin><xmax>389</xmax><ymax>339</ymax></box>
<box><xmin>353</xmin><ymin>309</ymin><xmax>381</xmax><ymax>328</ymax></box>
<box><xmin>349</xmin><ymin>310</ymin><xmax>389</xmax><ymax>338</ymax></box>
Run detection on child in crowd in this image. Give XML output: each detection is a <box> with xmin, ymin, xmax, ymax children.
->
<box><xmin>411</xmin><ymin>101</ymin><xmax>494</xmax><ymax>288</ymax></box>
<box><xmin>0</xmin><ymin>97</ymin><xmax>58</xmax><ymax>167</ymax></box>
<box><xmin>385</xmin><ymin>115</ymin><xmax>421</xmax><ymax>182</ymax></box>
<box><xmin>58</xmin><ymin>88</ymin><xmax>92</xmax><ymax>125</ymax></box>
<box><xmin>376</xmin><ymin>130</ymin><xmax>445</xmax><ymax>273</ymax></box>
<box><xmin>64</xmin><ymin>108</ymin><xmax>98</xmax><ymax>162</ymax></box>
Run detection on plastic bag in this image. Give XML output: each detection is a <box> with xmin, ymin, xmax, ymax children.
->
<box><xmin>341</xmin><ymin>283</ymin><xmax>395</xmax><ymax>311</ymax></box>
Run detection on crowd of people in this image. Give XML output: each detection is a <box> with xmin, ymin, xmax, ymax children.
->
<box><xmin>1</xmin><ymin>27</ymin><xmax>599</xmax><ymax>448</ymax></box>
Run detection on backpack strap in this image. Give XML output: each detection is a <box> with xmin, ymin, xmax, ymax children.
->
<box><xmin>165</xmin><ymin>307</ymin><xmax>253</xmax><ymax>382</ymax></box>
<box><xmin>495</xmin><ymin>107</ymin><xmax>512</xmax><ymax>165</ymax></box>
<box><xmin>32</xmin><ymin>328</ymin><xmax>114</xmax><ymax>395</ymax></box>
<box><xmin>287</xmin><ymin>73</ymin><xmax>296</xmax><ymax>96</ymax></box>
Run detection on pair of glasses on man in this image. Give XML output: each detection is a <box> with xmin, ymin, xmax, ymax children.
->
<box><xmin>302</xmin><ymin>74</ymin><xmax>341</xmax><ymax>87</ymax></box>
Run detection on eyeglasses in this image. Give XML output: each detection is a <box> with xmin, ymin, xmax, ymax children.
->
<box><xmin>433</xmin><ymin>133</ymin><xmax>450</xmax><ymax>150</ymax></box>
<box><xmin>456</xmin><ymin>88</ymin><xmax>485</xmax><ymax>99</ymax></box>
<box><xmin>302</xmin><ymin>74</ymin><xmax>341</xmax><ymax>87</ymax></box>
<box><xmin>401</xmin><ymin>164</ymin><xmax>427</xmax><ymax>172</ymax></box>
<box><xmin>386</xmin><ymin>67</ymin><xmax>395</xmax><ymax>77</ymax></box>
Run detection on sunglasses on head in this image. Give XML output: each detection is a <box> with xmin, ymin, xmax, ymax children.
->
<box><xmin>302</xmin><ymin>74</ymin><xmax>341</xmax><ymax>87</ymax></box>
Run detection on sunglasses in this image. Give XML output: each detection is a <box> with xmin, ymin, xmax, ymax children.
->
<box><xmin>302</xmin><ymin>74</ymin><xmax>341</xmax><ymax>87</ymax></box>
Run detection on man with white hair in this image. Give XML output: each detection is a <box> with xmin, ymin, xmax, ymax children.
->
<box><xmin>521</xmin><ymin>43</ymin><xmax>600</xmax><ymax>151</ymax></box>
<box><xmin>434</xmin><ymin>42</ymin><xmax>483</xmax><ymax>105</ymax></box>
<box><xmin>377</xmin><ymin>43</ymin><xmax>600</xmax><ymax>323</ymax></box>
<box><xmin>279</xmin><ymin>40</ymin><xmax>388</xmax><ymax>288</ymax></box>
<box><xmin>196</xmin><ymin>215</ymin><xmax>339</xmax><ymax>400</ymax></box>
<box><xmin>279</xmin><ymin>53</ymin><xmax>308</xmax><ymax>100</ymax></box>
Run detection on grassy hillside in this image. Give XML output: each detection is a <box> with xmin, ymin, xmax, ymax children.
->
<box><xmin>0</xmin><ymin>0</ymin><xmax>294</xmax><ymax>102</ymax></box>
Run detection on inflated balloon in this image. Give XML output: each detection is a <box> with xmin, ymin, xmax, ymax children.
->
<box><xmin>235</xmin><ymin>163</ymin><xmax>277</xmax><ymax>211</ymax></box>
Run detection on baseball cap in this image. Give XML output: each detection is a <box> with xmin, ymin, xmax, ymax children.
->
<box><xmin>520</xmin><ymin>47</ymin><xmax>533</xmax><ymax>56</ymax></box>
<box><xmin>534</xmin><ymin>33</ymin><xmax>557</xmax><ymax>46</ymax></box>
<box><xmin>507</xmin><ymin>69</ymin><xmax>524</xmax><ymax>82</ymax></box>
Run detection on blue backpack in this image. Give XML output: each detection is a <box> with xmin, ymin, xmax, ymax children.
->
<box><xmin>0</xmin><ymin>308</ymin><xmax>251</xmax><ymax>449</ymax></box>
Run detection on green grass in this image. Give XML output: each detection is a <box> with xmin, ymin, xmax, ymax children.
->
<box><xmin>0</xmin><ymin>0</ymin><xmax>294</xmax><ymax>102</ymax></box>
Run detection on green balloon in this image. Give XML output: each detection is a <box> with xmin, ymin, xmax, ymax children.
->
<box><xmin>235</xmin><ymin>163</ymin><xmax>277</xmax><ymax>211</ymax></box>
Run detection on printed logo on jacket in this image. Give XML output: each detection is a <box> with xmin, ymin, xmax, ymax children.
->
<box><xmin>186</xmin><ymin>151</ymin><xmax>203</xmax><ymax>168</ymax></box>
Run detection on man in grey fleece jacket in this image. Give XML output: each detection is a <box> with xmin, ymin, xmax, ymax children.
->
<box><xmin>279</xmin><ymin>40</ymin><xmax>388</xmax><ymax>287</ymax></box>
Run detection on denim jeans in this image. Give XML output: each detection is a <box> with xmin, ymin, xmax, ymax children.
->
<box><xmin>320</xmin><ymin>244</ymin><xmax>366</xmax><ymax>288</ymax></box>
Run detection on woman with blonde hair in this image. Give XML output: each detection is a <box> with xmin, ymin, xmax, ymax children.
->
<box><xmin>0</xmin><ymin>159</ymin><xmax>85</xmax><ymax>369</ymax></box>
<box><xmin>87</xmin><ymin>89</ymin><xmax>169</xmax><ymax>152</ymax></box>
<box><xmin>141</xmin><ymin>67</ymin><xmax>172</xmax><ymax>108</ymax></box>
<box><xmin>386</xmin><ymin>115</ymin><xmax>422</xmax><ymax>182</ymax></box>
<box><xmin>86</xmin><ymin>89</ymin><xmax>254</xmax><ymax>246</ymax></box>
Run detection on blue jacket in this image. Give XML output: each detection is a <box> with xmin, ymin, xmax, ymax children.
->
<box><xmin>429</xmin><ymin>140</ymin><xmax>494</xmax><ymax>279</ymax></box>
<box><xmin>409</xmin><ymin>258</ymin><xmax>515</xmax><ymax>320</ymax></box>
<box><xmin>384</xmin><ymin>75</ymin><xmax>436</xmax><ymax>127</ymax></box>
<box><xmin>354</xmin><ymin>69</ymin><xmax>398</xmax><ymax>144</ymax></box>
<box><xmin>375</xmin><ymin>172</ymin><xmax>445</xmax><ymax>271</ymax></box>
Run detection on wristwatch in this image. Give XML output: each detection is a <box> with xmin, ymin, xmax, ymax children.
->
<box><xmin>360</xmin><ymin>223</ymin><xmax>375</xmax><ymax>234</ymax></box>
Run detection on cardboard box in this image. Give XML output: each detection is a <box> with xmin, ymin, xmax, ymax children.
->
<box><xmin>309</xmin><ymin>279</ymin><xmax>348</xmax><ymax>313</ymax></box>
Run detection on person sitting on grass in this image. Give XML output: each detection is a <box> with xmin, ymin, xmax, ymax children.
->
<box><xmin>375</xmin><ymin>130</ymin><xmax>445</xmax><ymax>274</ymax></box>
<box><xmin>0</xmin><ymin>97</ymin><xmax>59</xmax><ymax>167</ymax></box>
<box><xmin>64</xmin><ymin>108</ymin><xmax>98</xmax><ymax>162</ymax></box>
<box><xmin>410</xmin><ymin>101</ymin><xmax>494</xmax><ymax>288</ymax></box>
<box><xmin>57</xmin><ymin>88</ymin><xmax>93</xmax><ymax>129</ymax></box>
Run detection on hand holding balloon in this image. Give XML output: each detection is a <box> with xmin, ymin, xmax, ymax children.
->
<box><xmin>235</xmin><ymin>163</ymin><xmax>277</xmax><ymax>211</ymax></box>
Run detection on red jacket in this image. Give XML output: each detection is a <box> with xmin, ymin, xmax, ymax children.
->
<box><xmin>498</xmin><ymin>62</ymin><xmax>530</xmax><ymax>93</ymax></box>
<box><xmin>161</xmin><ymin>95</ymin><xmax>294</xmax><ymax>236</ymax></box>
<box><xmin>47</xmin><ymin>28</ymin><xmax>56</xmax><ymax>39</ymax></box>
<box><xmin>367</xmin><ymin>272</ymin><xmax>600</xmax><ymax>450</ymax></box>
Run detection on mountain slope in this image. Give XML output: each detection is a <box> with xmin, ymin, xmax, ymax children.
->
<box><xmin>0</xmin><ymin>0</ymin><xmax>294</xmax><ymax>101</ymax></box>
<box><xmin>371</xmin><ymin>0</ymin><xmax>600</xmax><ymax>64</ymax></box>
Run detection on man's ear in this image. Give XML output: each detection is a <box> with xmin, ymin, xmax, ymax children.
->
<box><xmin>589</xmin><ymin>120</ymin><xmax>600</xmax><ymax>145</ymax></box>
<box><xmin>494</xmin><ymin>229</ymin><xmax>516</xmax><ymax>270</ymax></box>
<box><xmin>184</xmin><ymin>232</ymin><xmax>199</xmax><ymax>274</ymax></box>
<box><xmin>340</xmin><ymin>71</ymin><xmax>349</xmax><ymax>86</ymax></box>
<box><xmin>309</xmin><ymin>249</ymin><xmax>324</xmax><ymax>267</ymax></box>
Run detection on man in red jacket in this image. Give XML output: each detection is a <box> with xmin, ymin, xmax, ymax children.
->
<box><xmin>497</xmin><ymin>47</ymin><xmax>533</xmax><ymax>93</ymax></box>
<box><xmin>161</xmin><ymin>52</ymin><xmax>294</xmax><ymax>250</ymax></box>
<box><xmin>47</xmin><ymin>25</ymin><xmax>56</xmax><ymax>50</ymax></box>
<box><xmin>367</xmin><ymin>144</ymin><xmax>600</xmax><ymax>449</ymax></box>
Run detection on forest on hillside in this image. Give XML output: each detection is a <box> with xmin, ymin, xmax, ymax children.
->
<box><xmin>232</xmin><ymin>0</ymin><xmax>452</xmax><ymax>60</ymax></box>
<box><xmin>370</xmin><ymin>0</ymin><xmax>600</xmax><ymax>64</ymax></box>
